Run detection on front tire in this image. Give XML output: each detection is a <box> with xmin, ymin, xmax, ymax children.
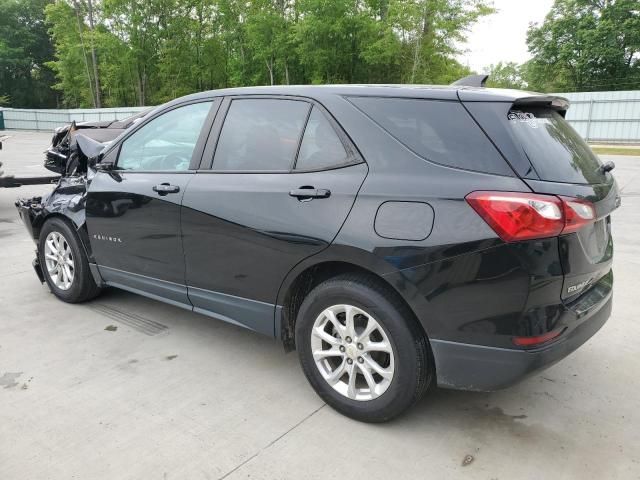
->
<box><xmin>295</xmin><ymin>274</ymin><xmax>433</xmax><ymax>422</ymax></box>
<box><xmin>38</xmin><ymin>218</ymin><xmax>101</xmax><ymax>303</ymax></box>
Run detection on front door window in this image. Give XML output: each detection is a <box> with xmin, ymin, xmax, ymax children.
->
<box><xmin>118</xmin><ymin>102</ymin><xmax>212</xmax><ymax>171</ymax></box>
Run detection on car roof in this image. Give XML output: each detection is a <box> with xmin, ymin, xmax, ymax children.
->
<box><xmin>173</xmin><ymin>84</ymin><xmax>565</xmax><ymax>104</ymax></box>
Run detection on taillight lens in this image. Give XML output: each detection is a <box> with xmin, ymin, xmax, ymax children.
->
<box><xmin>466</xmin><ymin>191</ymin><xmax>595</xmax><ymax>242</ymax></box>
<box><xmin>561</xmin><ymin>197</ymin><xmax>596</xmax><ymax>233</ymax></box>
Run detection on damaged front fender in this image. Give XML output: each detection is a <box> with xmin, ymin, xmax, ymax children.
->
<box><xmin>16</xmin><ymin>175</ymin><xmax>93</xmax><ymax>260</ymax></box>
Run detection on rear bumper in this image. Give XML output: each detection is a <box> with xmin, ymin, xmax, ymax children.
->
<box><xmin>431</xmin><ymin>293</ymin><xmax>612</xmax><ymax>391</ymax></box>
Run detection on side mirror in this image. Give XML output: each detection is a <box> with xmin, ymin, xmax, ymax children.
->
<box><xmin>95</xmin><ymin>161</ymin><xmax>116</xmax><ymax>172</ymax></box>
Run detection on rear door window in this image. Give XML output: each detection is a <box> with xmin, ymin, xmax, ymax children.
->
<box><xmin>348</xmin><ymin>97</ymin><xmax>512</xmax><ymax>176</ymax></box>
<box><xmin>506</xmin><ymin>107</ymin><xmax>605</xmax><ymax>185</ymax></box>
<box><xmin>213</xmin><ymin>99</ymin><xmax>310</xmax><ymax>171</ymax></box>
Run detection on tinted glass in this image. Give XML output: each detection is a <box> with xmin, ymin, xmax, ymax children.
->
<box><xmin>506</xmin><ymin>107</ymin><xmax>605</xmax><ymax>184</ymax></box>
<box><xmin>213</xmin><ymin>99</ymin><xmax>310</xmax><ymax>171</ymax></box>
<box><xmin>118</xmin><ymin>102</ymin><xmax>212</xmax><ymax>171</ymax></box>
<box><xmin>349</xmin><ymin>97</ymin><xmax>511</xmax><ymax>175</ymax></box>
<box><xmin>296</xmin><ymin>107</ymin><xmax>348</xmax><ymax>170</ymax></box>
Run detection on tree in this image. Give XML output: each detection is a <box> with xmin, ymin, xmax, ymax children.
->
<box><xmin>29</xmin><ymin>0</ymin><xmax>497</xmax><ymax>107</ymax></box>
<box><xmin>526</xmin><ymin>0</ymin><xmax>640</xmax><ymax>92</ymax></box>
<box><xmin>0</xmin><ymin>0</ymin><xmax>58</xmax><ymax>108</ymax></box>
<box><xmin>245</xmin><ymin>1</ymin><xmax>295</xmax><ymax>85</ymax></box>
<box><xmin>85</xmin><ymin>0</ymin><xmax>102</xmax><ymax>107</ymax></box>
<box><xmin>45</xmin><ymin>0</ymin><xmax>95</xmax><ymax>107</ymax></box>
<box><xmin>486</xmin><ymin>62</ymin><xmax>527</xmax><ymax>90</ymax></box>
<box><xmin>389</xmin><ymin>0</ymin><xmax>494</xmax><ymax>84</ymax></box>
<box><xmin>101</xmin><ymin>0</ymin><xmax>165</xmax><ymax>106</ymax></box>
<box><xmin>295</xmin><ymin>0</ymin><xmax>379</xmax><ymax>83</ymax></box>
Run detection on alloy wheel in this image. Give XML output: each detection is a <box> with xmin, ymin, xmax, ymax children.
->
<box><xmin>44</xmin><ymin>231</ymin><xmax>75</xmax><ymax>291</ymax></box>
<box><xmin>311</xmin><ymin>304</ymin><xmax>395</xmax><ymax>401</ymax></box>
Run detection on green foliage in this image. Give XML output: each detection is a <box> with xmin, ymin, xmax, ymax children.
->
<box><xmin>45</xmin><ymin>0</ymin><xmax>93</xmax><ymax>107</ymax></box>
<box><xmin>486</xmin><ymin>62</ymin><xmax>527</xmax><ymax>90</ymax></box>
<box><xmin>526</xmin><ymin>0</ymin><xmax>640</xmax><ymax>92</ymax></box>
<box><xmin>39</xmin><ymin>0</ymin><xmax>493</xmax><ymax>107</ymax></box>
<box><xmin>0</xmin><ymin>0</ymin><xmax>58</xmax><ymax>107</ymax></box>
<box><xmin>4</xmin><ymin>0</ymin><xmax>640</xmax><ymax>107</ymax></box>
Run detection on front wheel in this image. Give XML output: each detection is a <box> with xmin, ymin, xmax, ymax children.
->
<box><xmin>295</xmin><ymin>274</ymin><xmax>433</xmax><ymax>422</ymax></box>
<box><xmin>38</xmin><ymin>218</ymin><xmax>101</xmax><ymax>303</ymax></box>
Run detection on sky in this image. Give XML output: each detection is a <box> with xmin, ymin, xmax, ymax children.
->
<box><xmin>458</xmin><ymin>0</ymin><xmax>555</xmax><ymax>73</ymax></box>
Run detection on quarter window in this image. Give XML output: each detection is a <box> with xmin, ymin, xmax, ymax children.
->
<box><xmin>295</xmin><ymin>107</ymin><xmax>349</xmax><ymax>171</ymax></box>
<box><xmin>349</xmin><ymin>97</ymin><xmax>511</xmax><ymax>175</ymax></box>
<box><xmin>213</xmin><ymin>99</ymin><xmax>310</xmax><ymax>171</ymax></box>
<box><xmin>117</xmin><ymin>102</ymin><xmax>212</xmax><ymax>171</ymax></box>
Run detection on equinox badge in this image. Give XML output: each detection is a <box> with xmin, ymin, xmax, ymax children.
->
<box><xmin>93</xmin><ymin>234</ymin><xmax>122</xmax><ymax>243</ymax></box>
<box><xmin>567</xmin><ymin>278</ymin><xmax>593</xmax><ymax>294</ymax></box>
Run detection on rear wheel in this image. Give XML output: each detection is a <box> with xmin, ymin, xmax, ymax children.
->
<box><xmin>295</xmin><ymin>274</ymin><xmax>433</xmax><ymax>422</ymax></box>
<box><xmin>38</xmin><ymin>218</ymin><xmax>101</xmax><ymax>303</ymax></box>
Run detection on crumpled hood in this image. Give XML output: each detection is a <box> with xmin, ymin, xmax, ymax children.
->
<box><xmin>75</xmin><ymin>134</ymin><xmax>108</xmax><ymax>160</ymax></box>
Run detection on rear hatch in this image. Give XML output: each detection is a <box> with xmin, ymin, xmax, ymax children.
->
<box><xmin>464</xmin><ymin>97</ymin><xmax>620</xmax><ymax>304</ymax></box>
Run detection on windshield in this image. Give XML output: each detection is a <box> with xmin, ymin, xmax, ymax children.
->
<box><xmin>507</xmin><ymin>107</ymin><xmax>605</xmax><ymax>185</ymax></box>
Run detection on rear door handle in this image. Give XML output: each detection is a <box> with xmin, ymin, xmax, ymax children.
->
<box><xmin>289</xmin><ymin>187</ymin><xmax>331</xmax><ymax>201</ymax></box>
<box><xmin>153</xmin><ymin>183</ymin><xmax>180</xmax><ymax>196</ymax></box>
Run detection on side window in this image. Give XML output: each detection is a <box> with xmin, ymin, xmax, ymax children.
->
<box><xmin>348</xmin><ymin>97</ymin><xmax>512</xmax><ymax>176</ymax></box>
<box><xmin>213</xmin><ymin>99</ymin><xmax>309</xmax><ymax>171</ymax></box>
<box><xmin>295</xmin><ymin>107</ymin><xmax>349</xmax><ymax>171</ymax></box>
<box><xmin>117</xmin><ymin>101</ymin><xmax>212</xmax><ymax>171</ymax></box>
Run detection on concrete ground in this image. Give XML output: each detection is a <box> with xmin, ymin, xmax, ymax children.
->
<box><xmin>1</xmin><ymin>130</ymin><xmax>639</xmax><ymax>480</ymax></box>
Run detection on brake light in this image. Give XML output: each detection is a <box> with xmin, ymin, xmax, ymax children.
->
<box><xmin>466</xmin><ymin>191</ymin><xmax>595</xmax><ymax>242</ymax></box>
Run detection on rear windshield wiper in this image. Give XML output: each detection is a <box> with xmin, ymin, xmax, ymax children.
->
<box><xmin>598</xmin><ymin>161</ymin><xmax>615</xmax><ymax>174</ymax></box>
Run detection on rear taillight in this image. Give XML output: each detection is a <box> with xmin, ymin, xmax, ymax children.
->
<box><xmin>561</xmin><ymin>197</ymin><xmax>596</xmax><ymax>233</ymax></box>
<box><xmin>466</xmin><ymin>191</ymin><xmax>595</xmax><ymax>242</ymax></box>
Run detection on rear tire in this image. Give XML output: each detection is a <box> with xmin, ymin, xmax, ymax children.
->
<box><xmin>295</xmin><ymin>274</ymin><xmax>433</xmax><ymax>422</ymax></box>
<box><xmin>38</xmin><ymin>218</ymin><xmax>101</xmax><ymax>303</ymax></box>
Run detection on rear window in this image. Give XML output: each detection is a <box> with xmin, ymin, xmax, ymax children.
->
<box><xmin>506</xmin><ymin>107</ymin><xmax>605</xmax><ymax>185</ymax></box>
<box><xmin>348</xmin><ymin>97</ymin><xmax>512</xmax><ymax>176</ymax></box>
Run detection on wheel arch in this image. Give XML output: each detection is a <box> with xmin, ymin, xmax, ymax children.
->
<box><xmin>36</xmin><ymin>211</ymin><xmax>103</xmax><ymax>302</ymax></box>
<box><xmin>36</xmin><ymin>212</ymin><xmax>94</xmax><ymax>265</ymax></box>
<box><xmin>276</xmin><ymin>249</ymin><xmax>434</xmax><ymax>353</ymax></box>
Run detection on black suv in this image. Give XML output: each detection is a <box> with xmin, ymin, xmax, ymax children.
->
<box><xmin>17</xmin><ymin>84</ymin><xmax>618</xmax><ymax>422</ymax></box>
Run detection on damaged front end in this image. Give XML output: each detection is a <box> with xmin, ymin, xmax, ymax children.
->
<box><xmin>15</xmin><ymin>196</ymin><xmax>47</xmax><ymax>283</ymax></box>
<box><xmin>16</xmin><ymin>174</ymin><xmax>89</xmax><ymax>242</ymax></box>
<box><xmin>12</xmin><ymin>111</ymin><xmax>149</xmax><ymax>283</ymax></box>
<box><xmin>16</xmin><ymin>134</ymin><xmax>105</xmax><ymax>283</ymax></box>
<box><xmin>44</xmin><ymin>110</ymin><xmax>148</xmax><ymax>175</ymax></box>
<box><xmin>45</xmin><ymin>122</ymin><xmax>114</xmax><ymax>175</ymax></box>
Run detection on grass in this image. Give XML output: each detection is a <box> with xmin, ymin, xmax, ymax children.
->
<box><xmin>591</xmin><ymin>146</ymin><xmax>640</xmax><ymax>156</ymax></box>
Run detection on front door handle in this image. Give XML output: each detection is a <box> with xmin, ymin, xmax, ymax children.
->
<box><xmin>289</xmin><ymin>186</ymin><xmax>331</xmax><ymax>201</ymax></box>
<box><xmin>153</xmin><ymin>183</ymin><xmax>180</xmax><ymax>196</ymax></box>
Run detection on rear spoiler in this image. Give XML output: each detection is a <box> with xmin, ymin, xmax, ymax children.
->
<box><xmin>450</xmin><ymin>75</ymin><xmax>571</xmax><ymax>117</ymax></box>
<box><xmin>512</xmin><ymin>95</ymin><xmax>570</xmax><ymax>116</ymax></box>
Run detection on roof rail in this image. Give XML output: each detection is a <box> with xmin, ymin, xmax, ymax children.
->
<box><xmin>450</xmin><ymin>74</ymin><xmax>489</xmax><ymax>88</ymax></box>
